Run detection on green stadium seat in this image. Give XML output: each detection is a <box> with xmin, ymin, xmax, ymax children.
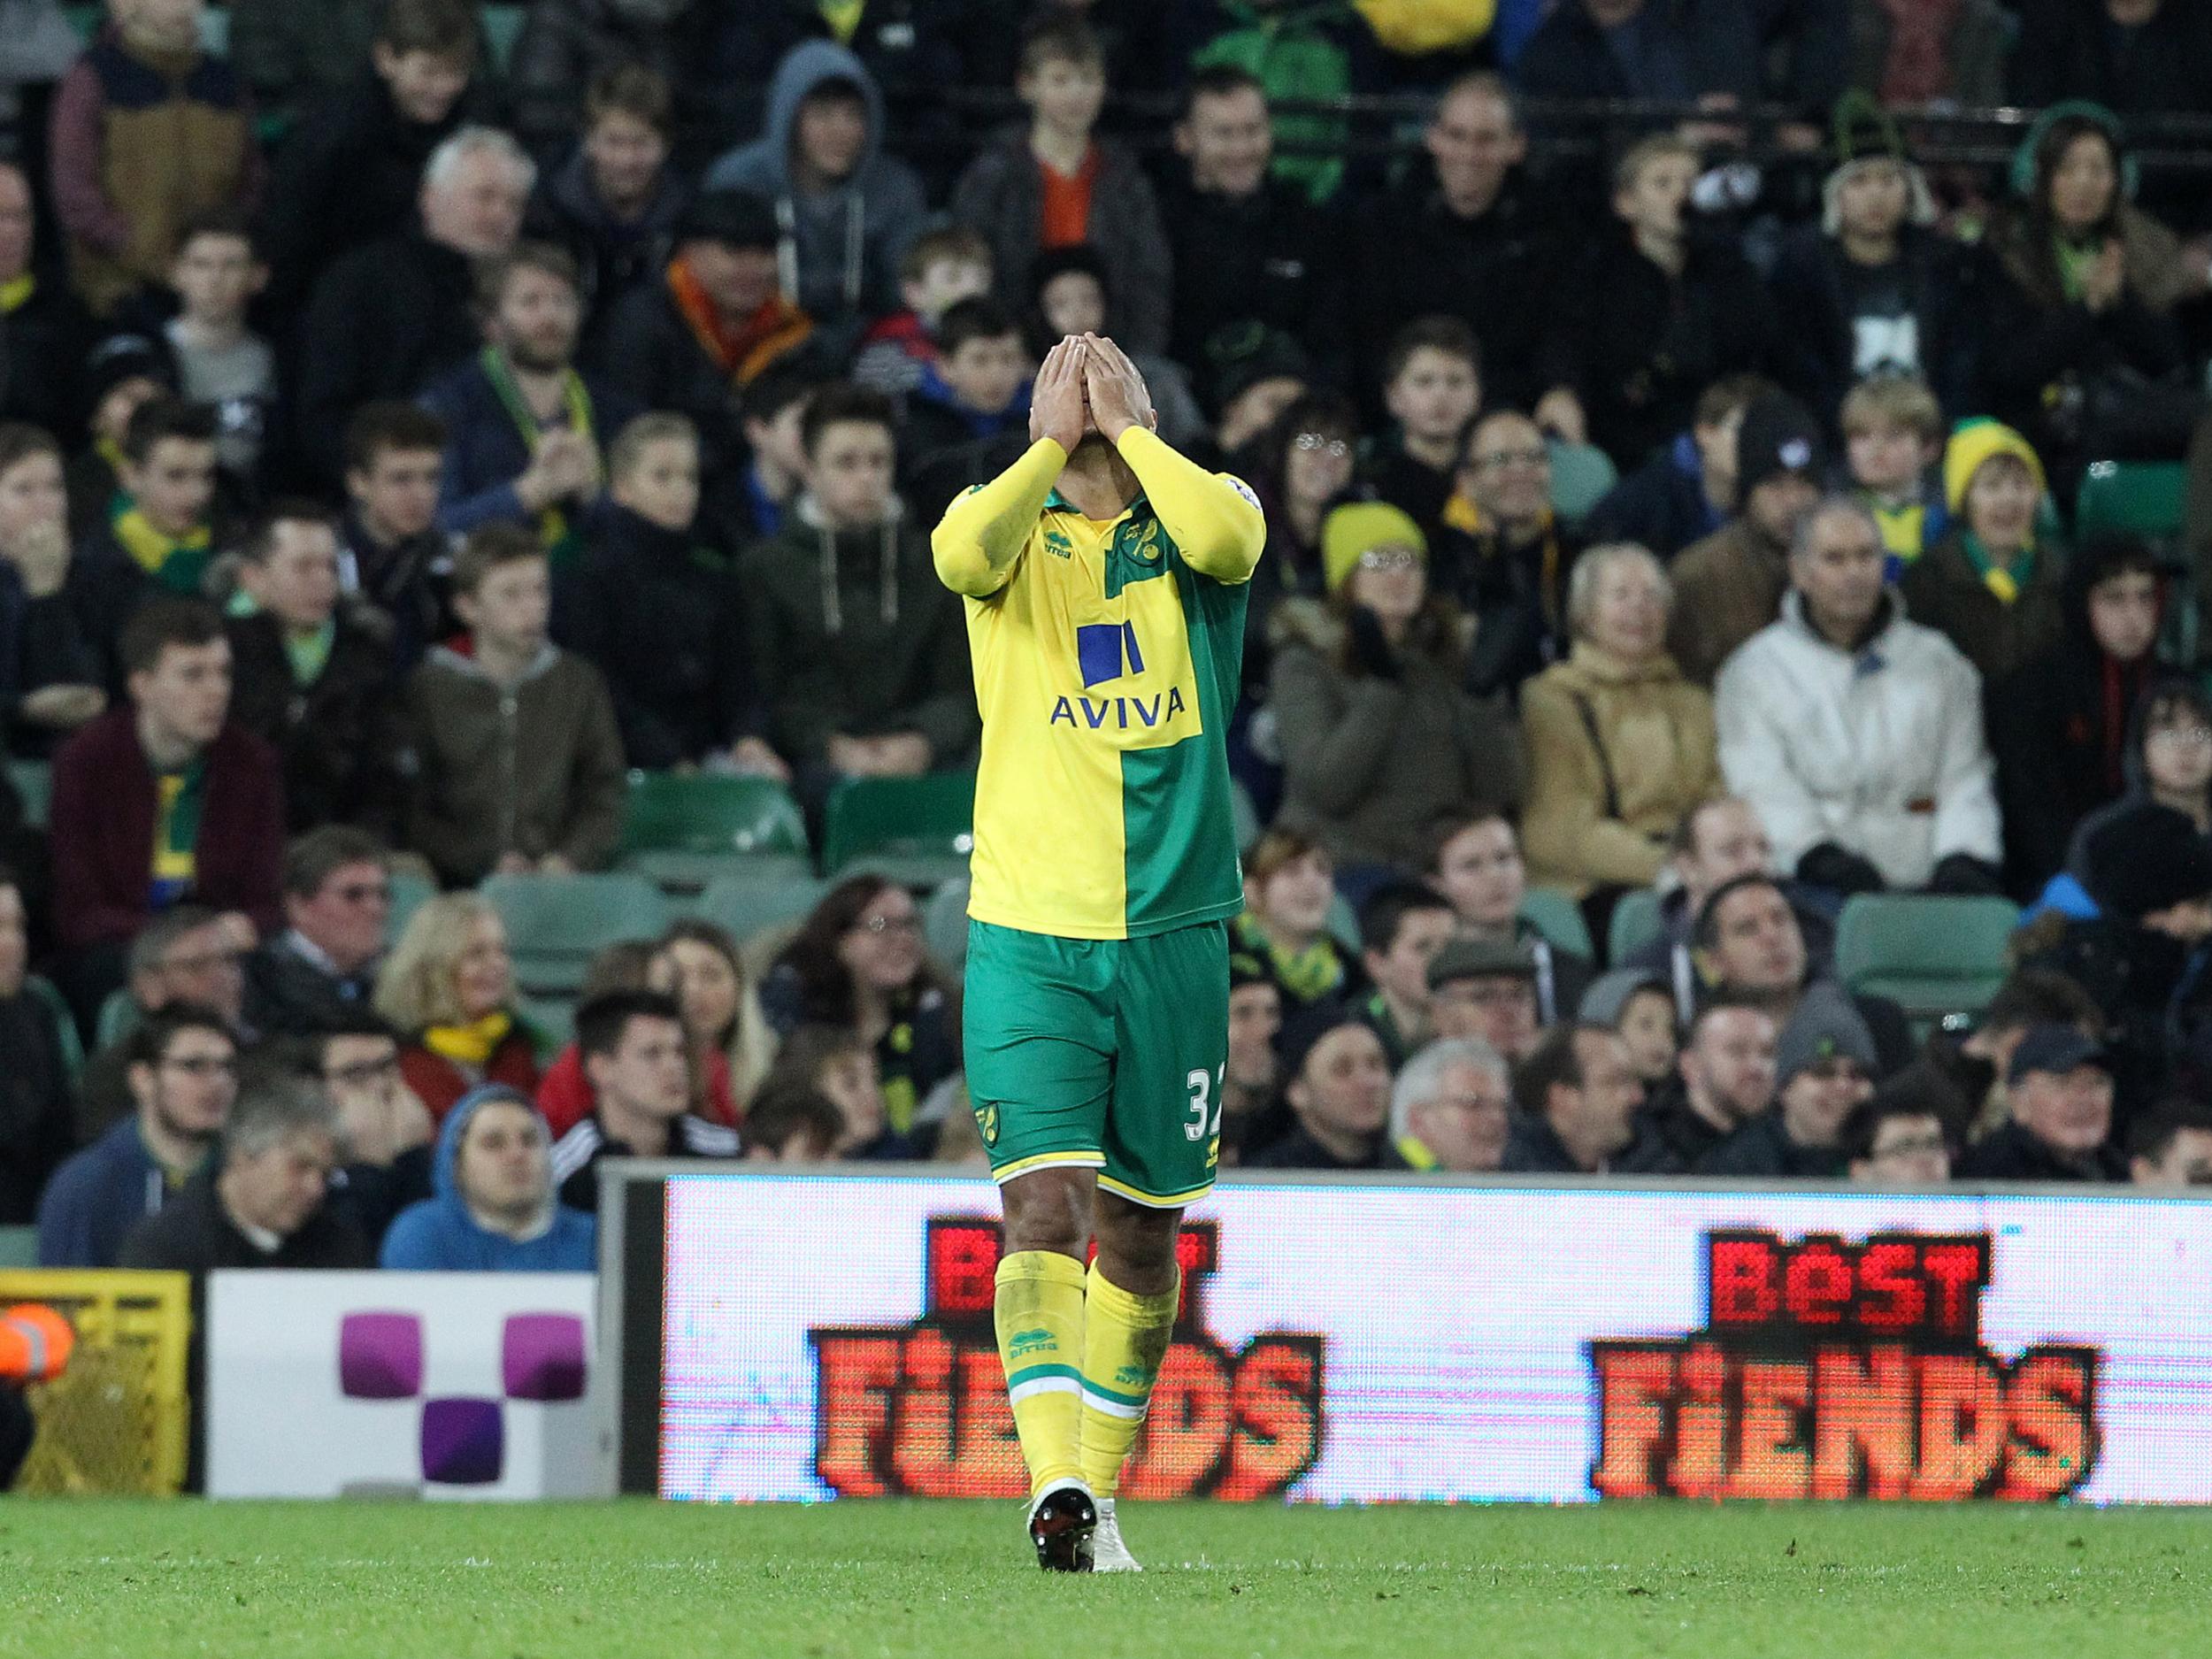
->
<box><xmin>481</xmin><ymin>4</ymin><xmax>526</xmax><ymax>74</ymax></box>
<box><xmin>1548</xmin><ymin>440</ymin><xmax>1618</xmax><ymax>522</ymax></box>
<box><xmin>1325</xmin><ymin>891</ymin><xmax>1360</xmax><ymax>952</ymax></box>
<box><xmin>688</xmin><ymin>872</ymin><xmax>829</xmax><ymax>950</ymax></box>
<box><xmin>0</xmin><ymin>1225</ymin><xmax>35</xmax><ymax>1267</ymax></box>
<box><xmin>27</xmin><ymin>976</ymin><xmax>84</xmax><ymax>1083</ymax></box>
<box><xmin>480</xmin><ymin>872</ymin><xmax>672</xmax><ymax>997</ymax></box>
<box><xmin>386</xmin><ymin>870</ymin><xmax>436</xmax><ymax>945</ymax></box>
<box><xmin>517</xmin><ymin>995</ymin><xmax>576</xmax><ymax>1057</ymax></box>
<box><xmin>924</xmin><ymin>875</ymin><xmax>972</xmax><ymax>970</ymax></box>
<box><xmin>7</xmin><ymin>760</ymin><xmax>50</xmax><ymax>830</ymax></box>
<box><xmin>1833</xmin><ymin>895</ymin><xmax>2020</xmax><ymax>1022</ymax></box>
<box><xmin>821</xmin><ymin>772</ymin><xmax>975</xmax><ymax>887</ymax></box>
<box><xmin>1608</xmin><ymin>887</ymin><xmax>1665</xmax><ymax>966</ymax></box>
<box><xmin>618</xmin><ymin>772</ymin><xmax>811</xmax><ymax>893</ymax></box>
<box><xmin>94</xmin><ymin>987</ymin><xmax>139</xmax><ymax>1052</ymax></box>
<box><xmin>1519</xmin><ymin>887</ymin><xmax>1594</xmax><ymax>959</ymax></box>
<box><xmin>2075</xmin><ymin>460</ymin><xmax>2186</xmax><ymax>541</ymax></box>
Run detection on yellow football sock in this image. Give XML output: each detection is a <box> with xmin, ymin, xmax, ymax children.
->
<box><xmin>995</xmin><ymin>1250</ymin><xmax>1088</xmax><ymax>1498</ymax></box>
<box><xmin>1078</xmin><ymin>1261</ymin><xmax>1181</xmax><ymax>1499</ymax></box>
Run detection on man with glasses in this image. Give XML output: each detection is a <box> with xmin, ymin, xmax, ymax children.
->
<box><xmin>246</xmin><ymin>827</ymin><xmax>394</xmax><ymax>1037</ymax></box>
<box><xmin>73</xmin><ymin>905</ymin><xmax>250</xmax><ymax>1140</ymax></box>
<box><xmin>297</xmin><ymin>1010</ymin><xmax>434</xmax><ymax>1247</ymax></box>
<box><xmin>1447</xmin><ymin>407</ymin><xmax>1584</xmax><ymax>697</ymax></box>
<box><xmin>1425</xmin><ymin>936</ymin><xmax>1543</xmax><ymax>1064</ymax></box>
<box><xmin>36</xmin><ymin>1006</ymin><xmax>236</xmax><ymax>1265</ymax></box>
<box><xmin>1846</xmin><ymin>1091</ymin><xmax>1952</xmax><ymax>1187</ymax></box>
<box><xmin>1384</xmin><ymin>1036</ymin><xmax>1511</xmax><ymax>1172</ymax></box>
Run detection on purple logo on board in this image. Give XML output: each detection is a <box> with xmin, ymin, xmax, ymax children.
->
<box><xmin>338</xmin><ymin>1311</ymin><xmax>588</xmax><ymax>1486</ymax></box>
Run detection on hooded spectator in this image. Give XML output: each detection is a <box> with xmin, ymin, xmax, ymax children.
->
<box><xmin>1444</xmin><ymin>408</ymin><xmax>1586</xmax><ymax>699</ymax></box>
<box><xmin>739</xmin><ymin>384</ymin><xmax>977</xmax><ymax>802</ymax></box>
<box><xmin>1991</xmin><ymin>535</ymin><xmax>2170</xmax><ymax>895</ymax></box>
<box><xmin>1768</xmin><ymin>96</ymin><xmax>1984</xmax><ymax>422</ymax></box>
<box><xmin>523</xmin><ymin>63</ymin><xmax>689</xmax><ymax>349</ymax></box>
<box><xmin>376</xmin><ymin>893</ymin><xmax>542</xmax><ymax>1122</ymax></box>
<box><xmin>1543</xmin><ymin>134</ymin><xmax>1780</xmax><ymax>468</ymax></box>
<box><xmin>1955</xmin><ymin>1024</ymin><xmax>2126</xmax><ymax>1181</ymax></box>
<box><xmin>1904</xmin><ymin>421</ymin><xmax>2066</xmax><ymax>687</ymax></box>
<box><xmin>255</xmin><ymin>0</ymin><xmax>486</xmax><ymax>315</ymax></box>
<box><xmin>1717</xmin><ymin>498</ymin><xmax>2003</xmax><ymax>897</ymax></box>
<box><xmin>296</xmin><ymin>127</ymin><xmax>533</xmax><ymax>484</ymax></box>
<box><xmin>704</xmin><ymin>41</ymin><xmax>927</xmax><ymax>355</ymax></box>
<box><xmin>1983</xmin><ymin>104</ymin><xmax>2204</xmax><ymax>486</ymax></box>
<box><xmin>1243</xmin><ymin>1003</ymin><xmax>1391</xmax><ymax>1171</ymax></box>
<box><xmin>1271</xmin><ymin>501</ymin><xmax>1521</xmax><ymax>874</ymax></box>
<box><xmin>1668</xmin><ymin>392</ymin><xmax>1824</xmax><ymax>687</ymax></box>
<box><xmin>1502</xmin><ymin>1021</ymin><xmax>1644</xmax><ymax>1174</ymax></box>
<box><xmin>1424</xmin><ymin>811</ymin><xmax>1594</xmax><ymax>1025</ymax></box>
<box><xmin>1700</xmin><ymin>983</ymin><xmax>1874</xmax><ymax>1176</ymax></box>
<box><xmin>1521</xmin><ymin>542</ymin><xmax>1720</xmax><ymax>902</ymax></box>
<box><xmin>380</xmin><ymin>1084</ymin><xmax>596</xmax><ymax>1271</ymax></box>
<box><xmin>48</xmin><ymin>0</ymin><xmax>263</xmax><ymax>317</ymax></box>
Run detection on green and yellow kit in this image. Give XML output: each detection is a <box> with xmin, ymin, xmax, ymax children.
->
<box><xmin>933</xmin><ymin>427</ymin><xmax>1265</xmax><ymax>1205</ymax></box>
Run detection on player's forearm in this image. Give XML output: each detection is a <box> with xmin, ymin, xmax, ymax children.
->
<box><xmin>931</xmin><ymin>438</ymin><xmax>1065</xmax><ymax>595</ymax></box>
<box><xmin>1113</xmin><ymin>428</ymin><xmax>1264</xmax><ymax>583</ymax></box>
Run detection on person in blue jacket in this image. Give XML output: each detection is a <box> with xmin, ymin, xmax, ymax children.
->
<box><xmin>379</xmin><ymin>1084</ymin><xmax>595</xmax><ymax>1271</ymax></box>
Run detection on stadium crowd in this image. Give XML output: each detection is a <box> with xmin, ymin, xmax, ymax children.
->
<box><xmin>3</xmin><ymin>0</ymin><xmax>2212</xmax><ymax>1295</ymax></box>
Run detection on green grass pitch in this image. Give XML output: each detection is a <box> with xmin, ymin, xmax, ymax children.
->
<box><xmin>5</xmin><ymin>1500</ymin><xmax>2210</xmax><ymax>1658</ymax></box>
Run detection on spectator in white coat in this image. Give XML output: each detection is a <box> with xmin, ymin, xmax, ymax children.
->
<box><xmin>1715</xmin><ymin>497</ymin><xmax>2002</xmax><ymax>898</ymax></box>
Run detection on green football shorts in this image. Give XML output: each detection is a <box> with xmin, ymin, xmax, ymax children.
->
<box><xmin>963</xmin><ymin>918</ymin><xmax>1231</xmax><ymax>1208</ymax></box>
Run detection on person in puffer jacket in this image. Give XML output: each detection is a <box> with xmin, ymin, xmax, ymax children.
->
<box><xmin>1716</xmin><ymin>495</ymin><xmax>2002</xmax><ymax>898</ymax></box>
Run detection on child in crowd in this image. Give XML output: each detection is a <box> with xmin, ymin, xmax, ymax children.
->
<box><xmin>65</xmin><ymin>334</ymin><xmax>175</xmax><ymax>544</ymax></box>
<box><xmin>736</xmin><ymin>365</ymin><xmax>820</xmax><ymax>540</ymax></box>
<box><xmin>766</xmin><ymin>1023</ymin><xmax>917</xmax><ymax>1160</ymax></box>
<box><xmin>1905</xmin><ymin>419</ymin><xmax>2062</xmax><ymax>687</ymax></box>
<box><xmin>402</xmin><ymin>523</ymin><xmax>626</xmax><ymax>887</ymax></box>
<box><xmin>1840</xmin><ymin>374</ymin><xmax>1947</xmax><ymax>578</ymax></box>
<box><xmin>0</xmin><ymin>423</ymin><xmax>105</xmax><ymax>755</ymax></box>
<box><xmin>1233</xmin><ymin>828</ymin><xmax>1358</xmax><ymax>1013</ymax></box>
<box><xmin>163</xmin><ymin>210</ymin><xmax>275</xmax><ymax>493</ymax></box>
<box><xmin>49</xmin><ymin>0</ymin><xmax>263</xmax><ymax>316</ymax></box>
<box><xmin>1027</xmin><ymin>244</ymin><xmax>1205</xmax><ymax>446</ymax></box>
<box><xmin>1363</xmin><ymin>316</ymin><xmax>1482</xmax><ymax>540</ymax></box>
<box><xmin>950</xmin><ymin>15</ymin><xmax>1171</xmax><ymax>354</ymax></box>
<box><xmin>852</xmin><ymin>226</ymin><xmax>994</xmax><ymax>398</ymax></box>
<box><xmin>563</xmin><ymin>412</ymin><xmax>781</xmax><ymax>778</ymax></box>
<box><xmin>899</xmin><ymin>296</ymin><xmax>1032</xmax><ymax>516</ymax></box>
<box><xmin>73</xmin><ymin>395</ymin><xmax>221</xmax><ymax>686</ymax></box>
<box><xmin>1423</xmin><ymin>810</ymin><xmax>1594</xmax><ymax>1026</ymax></box>
<box><xmin>338</xmin><ymin>401</ymin><xmax>453</xmax><ymax>670</ymax></box>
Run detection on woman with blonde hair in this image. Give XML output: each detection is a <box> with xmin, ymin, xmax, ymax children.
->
<box><xmin>1520</xmin><ymin>542</ymin><xmax>1720</xmax><ymax>916</ymax></box>
<box><xmin>651</xmin><ymin>918</ymin><xmax>779</xmax><ymax>1120</ymax></box>
<box><xmin>376</xmin><ymin>893</ymin><xmax>541</xmax><ymax>1121</ymax></box>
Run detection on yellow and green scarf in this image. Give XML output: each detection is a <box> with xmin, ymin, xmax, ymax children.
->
<box><xmin>1960</xmin><ymin>530</ymin><xmax>2035</xmax><ymax>604</ymax></box>
<box><xmin>112</xmin><ymin>504</ymin><xmax>213</xmax><ymax>594</ymax></box>
<box><xmin>482</xmin><ymin>346</ymin><xmax>595</xmax><ymax>569</ymax></box>
<box><xmin>150</xmin><ymin>761</ymin><xmax>207</xmax><ymax>910</ymax></box>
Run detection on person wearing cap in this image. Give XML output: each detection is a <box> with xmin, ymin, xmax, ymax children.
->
<box><xmin>1956</xmin><ymin>1024</ymin><xmax>2124</xmax><ymax>1181</ymax></box>
<box><xmin>296</xmin><ymin>127</ymin><xmax>534</xmax><ymax>486</ymax></box>
<box><xmin>1520</xmin><ymin>541</ymin><xmax>1719</xmax><ymax>903</ymax></box>
<box><xmin>1383</xmin><ymin>1035</ymin><xmax>1510</xmax><ymax>1173</ymax></box>
<box><xmin>1668</xmin><ymin>390</ymin><xmax>1826</xmax><ymax>687</ymax></box>
<box><xmin>1768</xmin><ymin>93</ymin><xmax>1982</xmax><ymax>423</ymax></box>
<box><xmin>1354</xmin><ymin>879</ymin><xmax>1458</xmax><ymax>1071</ymax></box>
<box><xmin>594</xmin><ymin>188</ymin><xmax>819</xmax><ymax>528</ymax></box>
<box><xmin>1502</xmin><ymin>1020</ymin><xmax>1642</xmax><ymax>1174</ymax></box>
<box><xmin>1427</xmin><ymin>934</ymin><xmax>1544</xmax><ymax>1064</ymax></box>
<box><xmin>1701</xmin><ymin>983</ymin><xmax>1875</xmax><ymax>1177</ymax></box>
<box><xmin>1578</xmin><ymin>967</ymin><xmax>1678</xmax><ymax>1087</ymax></box>
<box><xmin>1243</xmin><ymin>1004</ymin><xmax>1392</xmax><ymax>1171</ymax></box>
<box><xmin>1717</xmin><ymin>496</ymin><xmax>2003</xmax><ymax>898</ymax></box>
<box><xmin>1270</xmin><ymin>498</ymin><xmax>1521</xmax><ymax>876</ymax></box>
<box><xmin>1207</xmin><ymin>328</ymin><xmax>1312</xmax><ymax>464</ymax></box>
<box><xmin>1620</xmin><ymin>995</ymin><xmax>1777</xmax><ymax>1174</ymax></box>
<box><xmin>1903</xmin><ymin>421</ymin><xmax>2064</xmax><ymax>687</ymax></box>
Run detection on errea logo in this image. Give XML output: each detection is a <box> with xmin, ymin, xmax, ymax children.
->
<box><xmin>1044</xmin><ymin>528</ymin><xmax>1074</xmax><ymax>558</ymax></box>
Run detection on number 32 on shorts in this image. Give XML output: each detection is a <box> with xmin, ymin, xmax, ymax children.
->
<box><xmin>1186</xmin><ymin>1064</ymin><xmax>1225</xmax><ymax>1169</ymax></box>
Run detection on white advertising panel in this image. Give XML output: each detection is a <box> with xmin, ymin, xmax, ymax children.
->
<box><xmin>654</xmin><ymin>1174</ymin><xmax>2212</xmax><ymax>1504</ymax></box>
<box><xmin>207</xmin><ymin>1271</ymin><xmax>606</xmax><ymax>1499</ymax></box>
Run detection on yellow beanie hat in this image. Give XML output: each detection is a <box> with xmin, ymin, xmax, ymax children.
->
<box><xmin>1321</xmin><ymin>501</ymin><xmax>1427</xmax><ymax>594</ymax></box>
<box><xmin>1943</xmin><ymin>419</ymin><xmax>2047</xmax><ymax>514</ymax></box>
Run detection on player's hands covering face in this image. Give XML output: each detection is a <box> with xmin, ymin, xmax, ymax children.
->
<box><xmin>1030</xmin><ymin>335</ymin><xmax>1090</xmax><ymax>453</ymax></box>
<box><xmin>1080</xmin><ymin>334</ymin><xmax>1156</xmax><ymax>442</ymax></box>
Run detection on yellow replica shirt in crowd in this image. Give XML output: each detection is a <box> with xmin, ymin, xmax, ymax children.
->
<box><xmin>933</xmin><ymin>427</ymin><xmax>1265</xmax><ymax>941</ymax></box>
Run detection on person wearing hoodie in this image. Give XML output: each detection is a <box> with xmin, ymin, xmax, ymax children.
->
<box><xmin>739</xmin><ymin>385</ymin><xmax>977</xmax><ymax>803</ymax></box>
<box><xmin>703</xmin><ymin>40</ymin><xmax>927</xmax><ymax>361</ymax></box>
<box><xmin>1767</xmin><ymin>95</ymin><xmax>1985</xmax><ymax>426</ymax></box>
<box><xmin>1903</xmin><ymin>420</ymin><xmax>2066</xmax><ymax>690</ymax></box>
<box><xmin>559</xmin><ymin>412</ymin><xmax>773</xmax><ymax>774</ymax></box>
<box><xmin>380</xmin><ymin>1085</ymin><xmax>596</xmax><ymax>1271</ymax></box>
<box><xmin>401</xmin><ymin>524</ymin><xmax>626</xmax><ymax>887</ymax></box>
<box><xmin>522</xmin><ymin>64</ymin><xmax>689</xmax><ymax>352</ymax></box>
<box><xmin>1667</xmin><ymin>391</ymin><xmax>1825</xmax><ymax>688</ymax></box>
<box><xmin>253</xmin><ymin>0</ymin><xmax>486</xmax><ymax>319</ymax></box>
<box><xmin>1580</xmin><ymin>373</ymin><xmax>1769</xmax><ymax>562</ymax></box>
<box><xmin>1519</xmin><ymin>541</ymin><xmax>1720</xmax><ymax>902</ymax></box>
<box><xmin>1990</xmin><ymin>534</ymin><xmax>2169</xmax><ymax>896</ymax></box>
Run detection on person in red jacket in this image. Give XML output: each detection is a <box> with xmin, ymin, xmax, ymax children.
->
<box><xmin>373</xmin><ymin>891</ymin><xmax>541</xmax><ymax>1120</ymax></box>
<box><xmin>49</xmin><ymin>598</ymin><xmax>284</xmax><ymax>1025</ymax></box>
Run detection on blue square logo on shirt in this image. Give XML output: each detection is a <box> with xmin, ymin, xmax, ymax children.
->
<box><xmin>1076</xmin><ymin>621</ymin><xmax>1145</xmax><ymax>687</ymax></box>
